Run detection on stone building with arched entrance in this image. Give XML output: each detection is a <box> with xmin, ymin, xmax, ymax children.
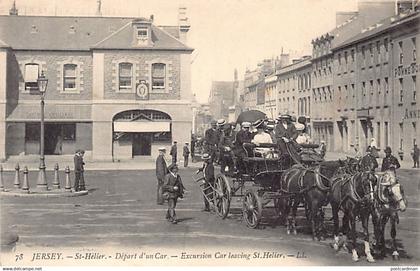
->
<box><xmin>0</xmin><ymin>10</ymin><xmax>193</xmax><ymax>161</ymax></box>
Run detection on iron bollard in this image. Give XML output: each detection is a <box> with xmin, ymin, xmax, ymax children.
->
<box><xmin>65</xmin><ymin>166</ymin><xmax>72</xmax><ymax>192</ymax></box>
<box><xmin>52</xmin><ymin>163</ymin><xmax>60</xmax><ymax>189</ymax></box>
<box><xmin>13</xmin><ymin>163</ymin><xmax>20</xmax><ymax>189</ymax></box>
<box><xmin>21</xmin><ymin>166</ymin><xmax>29</xmax><ymax>192</ymax></box>
<box><xmin>0</xmin><ymin>165</ymin><xmax>4</xmax><ymax>191</ymax></box>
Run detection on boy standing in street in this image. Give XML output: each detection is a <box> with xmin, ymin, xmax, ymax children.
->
<box><xmin>163</xmin><ymin>164</ymin><xmax>184</xmax><ymax>224</ymax></box>
<box><xmin>197</xmin><ymin>153</ymin><xmax>215</xmax><ymax>212</ymax></box>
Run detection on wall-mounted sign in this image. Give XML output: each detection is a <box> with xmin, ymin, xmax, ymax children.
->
<box><xmin>394</xmin><ymin>63</ymin><xmax>419</xmax><ymax>77</ymax></box>
<box><xmin>404</xmin><ymin>108</ymin><xmax>420</xmax><ymax>120</ymax></box>
<box><xmin>136</xmin><ymin>80</ymin><xmax>149</xmax><ymax>100</ymax></box>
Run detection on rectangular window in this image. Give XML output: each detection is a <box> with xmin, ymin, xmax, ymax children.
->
<box><xmin>344</xmin><ymin>85</ymin><xmax>348</xmax><ymax>100</ymax></box>
<box><xmin>413</xmin><ymin>37</ymin><xmax>417</xmax><ymax>62</ymax></box>
<box><xmin>152</xmin><ymin>63</ymin><xmax>166</xmax><ymax>89</ymax></box>
<box><xmin>25</xmin><ymin>123</ymin><xmax>40</xmax><ymax>141</ymax></box>
<box><xmin>384</xmin><ymin>38</ymin><xmax>389</xmax><ymax>61</ymax></box>
<box><xmin>370</xmin><ymin>80</ymin><xmax>374</xmax><ymax>96</ymax></box>
<box><xmin>137</xmin><ymin>27</ymin><xmax>148</xmax><ymax>39</ymax></box>
<box><xmin>414</xmin><ymin>122</ymin><xmax>417</xmax><ymax>146</ymax></box>
<box><xmin>24</xmin><ymin>63</ymin><xmax>39</xmax><ymax>90</ymax></box>
<box><xmin>369</xmin><ymin>43</ymin><xmax>373</xmax><ymax>64</ymax></box>
<box><xmin>377</xmin><ymin>122</ymin><xmax>381</xmax><ymax>148</ymax></box>
<box><xmin>413</xmin><ymin>76</ymin><xmax>417</xmax><ymax>102</ymax></box>
<box><xmin>384</xmin><ymin>122</ymin><xmax>389</xmax><ymax>147</ymax></box>
<box><xmin>62</xmin><ymin>124</ymin><xmax>76</xmax><ymax>140</ymax></box>
<box><xmin>376</xmin><ymin>40</ymin><xmax>381</xmax><ymax>63</ymax></box>
<box><xmin>362</xmin><ymin>82</ymin><xmax>366</xmax><ymax>97</ymax></box>
<box><xmin>63</xmin><ymin>64</ymin><xmax>77</xmax><ymax>91</ymax></box>
<box><xmin>351</xmin><ymin>49</ymin><xmax>355</xmax><ymax>62</ymax></box>
<box><xmin>361</xmin><ymin>46</ymin><xmax>366</xmax><ymax>67</ymax></box>
<box><xmin>118</xmin><ymin>63</ymin><xmax>132</xmax><ymax>90</ymax></box>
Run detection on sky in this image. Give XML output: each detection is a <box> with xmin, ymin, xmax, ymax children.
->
<box><xmin>0</xmin><ymin>0</ymin><xmax>360</xmax><ymax>103</ymax></box>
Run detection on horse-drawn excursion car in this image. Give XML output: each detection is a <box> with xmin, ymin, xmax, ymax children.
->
<box><xmin>192</xmin><ymin>110</ymin><xmax>409</xmax><ymax>263</ymax></box>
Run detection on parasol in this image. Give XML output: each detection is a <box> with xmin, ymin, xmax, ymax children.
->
<box><xmin>236</xmin><ymin>110</ymin><xmax>267</xmax><ymax>125</ymax></box>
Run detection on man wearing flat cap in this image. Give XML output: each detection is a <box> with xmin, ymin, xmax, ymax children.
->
<box><xmin>156</xmin><ymin>147</ymin><xmax>168</xmax><ymax>205</ymax></box>
<box><xmin>381</xmin><ymin>147</ymin><xmax>400</xmax><ymax>174</ymax></box>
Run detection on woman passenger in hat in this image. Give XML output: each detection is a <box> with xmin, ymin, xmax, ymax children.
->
<box><xmin>252</xmin><ymin>119</ymin><xmax>274</xmax><ymax>157</ymax></box>
<box><xmin>163</xmin><ymin>163</ymin><xmax>185</xmax><ymax>224</ymax></box>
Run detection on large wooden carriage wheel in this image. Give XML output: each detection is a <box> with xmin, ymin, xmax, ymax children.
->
<box><xmin>214</xmin><ymin>174</ymin><xmax>231</xmax><ymax>219</ymax></box>
<box><xmin>242</xmin><ymin>190</ymin><xmax>263</xmax><ymax>228</ymax></box>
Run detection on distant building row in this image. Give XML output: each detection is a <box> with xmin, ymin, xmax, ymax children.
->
<box><xmin>239</xmin><ymin>0</ymin><xmax>419</xmax><ymax>159</ymax></box>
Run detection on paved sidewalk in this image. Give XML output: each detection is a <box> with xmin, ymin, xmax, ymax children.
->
<box><xmin>1</xmin><ymin>155</ymin><xmax>203</xmax><ymax>171</ymax></box>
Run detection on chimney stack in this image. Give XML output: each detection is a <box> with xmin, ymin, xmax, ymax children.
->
<box><xmin>96</xmin><ymin>0</ymin><xmax>102</xmax><ymax>16</ymax></box>
<box><xmin>178</xmin><ymin>6</ymin><xmax>190</xmax><ymax>44</ymax></box>
<box><xmin>9</xmin><ymin>0</ymin><xmax>18</xmax><ymax>16</ymax></box>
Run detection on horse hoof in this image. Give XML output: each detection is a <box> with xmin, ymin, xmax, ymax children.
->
<box><xmin>333</xmin><ymin>243</ymin><xmax>339</xmax><ymax>251</ymax></box>
<box><xmin>366</xmin><ymin>255</ymin><xmax>375</xmax><ymax>263</ymax></box>
<box><xmin>352</xmin><ymin>256</ymin><xmax>359</xmax><ymax>262</ymax></box>
<box><xmin>287</xmin><ymin>230</ymin><xmax>290</xmax><ymax>235</ymax></box>
<box><xmin>293</xmin><ymin>230</ymin><xmax>297</xmax><ymax>235</ymax></box>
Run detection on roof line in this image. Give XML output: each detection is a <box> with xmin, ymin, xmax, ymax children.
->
<box><xmin>332</xmin><ymin>12</ymin><xmax>419</xmax><ymax>51</ymax></box>
<box><xmin>91</xmin><ymin>21</ymin><xmax>132</xmax><ymax>48</ymax></box>
<box><xmin>155</xmin><ymin>25</ymin><xmax>190</xmax><ymax>48</ymax></box>
<box><xmin>0</xmin><ymin>14</ymin><xmax>137</xmax><ymax>19</ymax></box>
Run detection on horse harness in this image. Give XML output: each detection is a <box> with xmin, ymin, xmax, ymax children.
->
<box><xmin>281</xmin><ymin>164</ymin><xmax>332</xmax><ymax>195</ymax></box>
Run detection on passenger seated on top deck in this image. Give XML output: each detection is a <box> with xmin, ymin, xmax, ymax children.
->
<box><xmin>251</xmin><ymin>119</ymin><xmax>274</xmax><ymax>158</ymax></box>
<box><xmin>295</xmin><ymin>123</ymin><xmax>310</xmax><ymax>145</ymax></box>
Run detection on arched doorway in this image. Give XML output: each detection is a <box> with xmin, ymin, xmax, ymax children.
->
<box><xmin>112</xmin><ymin>110</ymin><xmax>172</xmax><ymax>158</ymax></box>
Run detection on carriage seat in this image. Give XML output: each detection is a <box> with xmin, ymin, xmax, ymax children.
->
<box><xmin>300</xmin><ymin>143</ymin><xmax>320</xmax><ymax>149</ymax></box>
<box><xmin>243</xmin><ymin>142</ymin><xmax>278</xmax><ymax>159</ymax></box>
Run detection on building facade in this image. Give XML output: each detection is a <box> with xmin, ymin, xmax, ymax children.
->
<box><xmin>0</xmin><ymin>11</ymin><xmax>193</xmax><ymax>161</ymax></box>
<box><xmin>276</xmin><ymin>57</ymin><xmax>312</xmax><ymax>128</ymax></box>
<box><xmin>332</xmin><ymin>8</ymin><xmax>419</xmax><ymax>158</ymax></box>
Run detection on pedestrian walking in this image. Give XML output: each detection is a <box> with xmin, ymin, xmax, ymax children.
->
<box><xmin>381</xmin><ymin>147</ymin><xmax>401</xmax><ymax>174</ymax></box>
<box><xmin>163</xmin><ymin>164</ymin><xmax>184</xmax><ymax>224</ymax></box>
<box><xmin>197</xmin><ymin>153</ymin><xmax>214</xmax><ymax>212</ymax></box>
<box><xmin>412</xmin><ymin>143</ymin><xmax>419</xmax><ymax>168</ymax></box>
<box><xmin>74</xmin><ymin>149</ymin><xmax>86</xmax><ymax>192</ymax></box>
<box><xmin>170</xmin><ymin>141</ymin><xmax>177</xmax><ymax>164</ymax></box>
<box><xmin>183</xmin><ymin>142</ymin><xmax>190</xmax><ymax>167</ymax></box>
<box><xmin>155</xmin><ymin>147</ymin><xmax>168</xmax><ymax>205</ymax></box>
<box><xmin>190</xmin><ymin>137</ymin><xmax>196</xmax><ymax>163</ymax></box>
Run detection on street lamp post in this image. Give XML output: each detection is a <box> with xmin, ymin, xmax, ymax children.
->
<box><xmin>36</xmin><ymin>71</ymin><xmax>48</xmax><ymax>191</ymax></box>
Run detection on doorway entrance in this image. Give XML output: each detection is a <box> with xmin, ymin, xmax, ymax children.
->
<box><xmin>132</xmin><ymin>133</ymin><xmax>151</xmax><ymax>156</ymax></box>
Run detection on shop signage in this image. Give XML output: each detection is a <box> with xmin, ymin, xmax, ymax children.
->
<box><xmin>404</xmin><ymin>108</ymin><xmax>420</xmax><ymax>119</ymax></box>
<box><xmin>394</xmin><ymin>63</ymin><xmax>419</xmax><ymax>77</ymax></box>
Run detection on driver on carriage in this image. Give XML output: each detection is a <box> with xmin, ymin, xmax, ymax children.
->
<box><xmin>274</xmin><ymin>113</ymin><xmax>301</xmax><ymax>163</ymax></box>
<box><xmin>251</xmin><ymin>119</ymin><xmax>274</xmax><ymax>158</ymax></box>
<box><xmin>359</xmin><ymin>146</ymin><xmax>379</xmax><ymax>173</ymax></box>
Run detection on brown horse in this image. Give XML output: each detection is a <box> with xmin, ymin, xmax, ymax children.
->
<box><xmin>278</xmin><ymin>160</ymin><xmax>344</xmax><ymax>240</ymax></box>
<box><xmin>373</xmin><ymin>170</ymin><xmax>407</xmax><ymax>260</ymax></box>
<box><xmin>330</xmin><ymin>170</ymin><xmax>378</xmax><ymax>262</ymax></box>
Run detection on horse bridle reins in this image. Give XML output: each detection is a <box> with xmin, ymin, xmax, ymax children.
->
<box><xmin>376</xmin><ymin>179</ymin><xmax>405</xmax><ymax>212</ymax></box>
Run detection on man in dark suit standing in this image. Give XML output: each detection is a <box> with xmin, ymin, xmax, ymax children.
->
<box><xmin>74</xmin><ymin>149</ymin><xmax>85</xmax><ymax>192</ymax></box>
<box><xmin>381</xmin><ymin>147</ymin><xmax>400</xmax><ymax>174</ymax></box>
<box><xmin>204</xmin><ymin>120</ymin><xmax>220</xmax><ymax>162</ymax></box>
<box><xmin>170</xmin><ymin>141</ymin><xmax>177</xmax><ymax>164</ymax></box>
<box><xmin>275</xmin><ymin>114</ymin><xmax>298</xmax><ymax>154</ymax></box>
<box><xmin>156</xmin><ymin>147</ymin><xmax>168</xmax><ymax>205</ymax></box>
<box><xmin>183</xmin><ymin>142</ymin><xmax>190</xmax><ymax>167</ymax></box>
